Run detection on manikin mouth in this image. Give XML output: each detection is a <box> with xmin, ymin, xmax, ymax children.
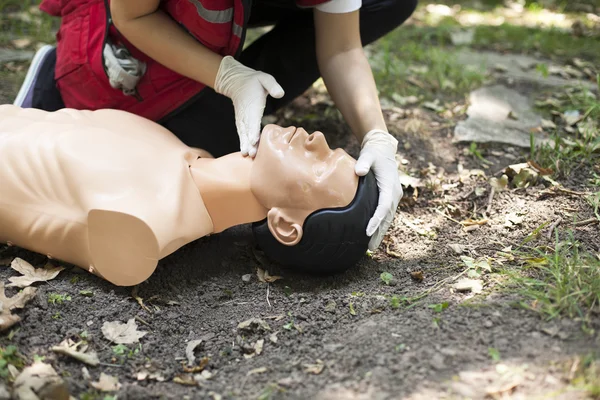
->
<box><xmin>286</xmin><ymin>127</ymin><xmax>298</xmax><ymax>144</ymax></box>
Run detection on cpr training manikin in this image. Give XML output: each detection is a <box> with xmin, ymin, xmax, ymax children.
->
<box><xmin>0</xmin><ymin>104</ymin><xmax>363</xmax><ymax>286</ymax></box>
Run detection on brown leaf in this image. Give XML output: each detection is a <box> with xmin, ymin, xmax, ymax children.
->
<box><xmin>7</xmin><ymin>258</ymin><xmax>64</xmax><ymax>288</ymax></box>
<box><xmin>527</xmin><ymin>160</ymin><xmax>553</xmax><ymax>176</ymax></box>
<box><xmin>51</xmin><ymin>338</ymin><xmax>100</xmax><ymax>366</ymax></box>
<box><xmin>257</xmin><ymin>268</ymin><xmax>282</xmax><ymax>283</ymax></box>
<box><xmin>0</xmin><ymin>282</ymin><xmax>37</xmax><ymax>331</ymax></box>
<box><xmin>304</xmin><ymin>360</ymin><xmax>325</xmax><ymax>375</ymax></box>
<box><xmin>182</xmin><ymin>356</ymin><xmax>209</xmax><ymax>373</ymax></box>
<box><xmin>13</xmin><ymin>362</ymin><xmax>70</xmax><ymax>400</ymax></box>
<box><xmin>460</xmin><ymin>219</ymin><xmax>489</xmax><ymax>227</ymax></box>
<box><xmin>173</xmin><ymin>374</ymin><xmax>197</xmax><ymax>386</ymax></box>
<box><xmin>91</xmin><ymin>373</ymin><xmax>121</xmax><ymax>392</ymax></box>
<box><xmin>410</xmin><ymin>271</ymin><xmax>424</xmax><ymax>282</ymax></box>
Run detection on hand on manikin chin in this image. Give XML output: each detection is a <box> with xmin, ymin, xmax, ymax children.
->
<box><xmin>355</xmin><ymin>129</ymin><xmax>403</xmax><ymax>251</ymax></box>
<box><xmin>214</xmin><ymin>56</ymin><xmax>285</xmax><ymax>157</ymax></box>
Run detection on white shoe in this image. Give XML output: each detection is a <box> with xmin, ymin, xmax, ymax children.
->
<box><xmin>13</xmin><ymin>44</ymin><xmax>56</xmax><ymax>108</ymax></box>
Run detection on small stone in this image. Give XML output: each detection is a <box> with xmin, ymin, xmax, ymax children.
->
<box><xmin>278</xmin><ymin>377</ymin><xmax>297</xmax><ymax>388</ymax></box>
<box><xmin>86</xmin><ymin>320</ymin><xmax>93</xmax><ymax>326</ymax></box>
<box><xmin>430</xmin><ymin>353</ymin><xmax>446</xmax><ymax>370</ymax></box>
<box><xmin>241</xmin><ymin>274</ymin><xmax>252</xmax><ymax>283</ymax></box>
<box><xmin>484</xmin><ymin>320</ymin><xmax>493</xmax><ymax>328</ymax></box>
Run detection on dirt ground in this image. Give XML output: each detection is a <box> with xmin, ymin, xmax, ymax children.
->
<box><xmin>1</xmin><ymin>68</ymin><xmax>599</xmax><ymax>399</ymax></box>
<box><xmin>1</xmin><ymin>1</ymin><xmax>600</xmax><ymax>396</ymax></box>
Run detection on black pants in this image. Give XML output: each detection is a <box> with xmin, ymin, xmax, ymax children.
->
<box><xmin>160</xmin><ymin>0</ymin><xmax>417</xmax><ymax>157</ymax></box>
<box><xmin>35</xmin><ymin>0</ymin><xmax>417</xmax><ymax>157</ymax></box>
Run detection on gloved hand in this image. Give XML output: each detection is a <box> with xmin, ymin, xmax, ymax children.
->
<box><xmin>214</xmin><ymin>56</ymin><xmax>285</xmax><ymax>157</ymax></box>
<box><xmin>355</xmin><ymin>129</ymin><xmax>403</xmax><ymax>251</ymax></box>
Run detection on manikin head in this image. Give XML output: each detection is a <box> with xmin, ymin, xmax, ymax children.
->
<box><xmin>250</xmin><ymin>125</ymin><xmax>379</xmax><ymax>274</ymax></box>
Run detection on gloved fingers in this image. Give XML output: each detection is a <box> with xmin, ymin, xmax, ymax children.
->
<box><xmin>257</xmin><ymin>73</ymin><xmax>285</xmax><ymax>99</ymax></box>
<box><xmin>366</xmin><ymin>187</ymin><xmax>394</xmax><ymax>236</ymax></box>
<box><xmin>234</xmin><ymin>111</ymin><xmax>249</xmax><ymax>156</ymax></box>
<box><xmin>245</xmin><ymin>94</ymin><xmax>269</xmax><ymax>158</ymax></box>
<box><xmin>367</xmin><ymin>227</ymin><xmax>384</xmax><ymax>252</ymax></box>
<box><xmin>367</xmin><ymin>212</ymin><xmax>394</xmax><ymax>251</ymax></box>
<box><xmin>355</xmin><ymin>150</ymin><xmax>376</xmax><ymax>176</ymax></box>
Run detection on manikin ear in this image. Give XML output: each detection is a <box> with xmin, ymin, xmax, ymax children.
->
<box><xmin>267</xmin><ymin>208</ymin><xmax>303</xmax><ymax>246</ymax></box>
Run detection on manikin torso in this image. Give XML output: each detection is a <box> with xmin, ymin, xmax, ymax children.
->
<box><xmin>0</xmin><ymin>105</ymin><xmax>214</xmax><ymax>286</ymax></box>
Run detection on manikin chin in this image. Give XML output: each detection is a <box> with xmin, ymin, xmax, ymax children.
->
<box><xmin>0</xmin><ymin>105</ymin><xmax>358</xmax><ymax>286</ymax></box>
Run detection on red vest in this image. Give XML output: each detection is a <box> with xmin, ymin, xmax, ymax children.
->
<box><xmin>39</xmin><ymin>0</ymin><xmax>331</xmax><ymax>122</ymax></box>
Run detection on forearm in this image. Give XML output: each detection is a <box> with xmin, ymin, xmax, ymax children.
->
<box><xmin>111</xmin><ymin>8</ymin><xmax>222</xmax><ymax>87</ymax></box>
<box><xmin>318</xmin><ymin>48</ymin><xmax>387</xmax><ymax>144</ymax></box>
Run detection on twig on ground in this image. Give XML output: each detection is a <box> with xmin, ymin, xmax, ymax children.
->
<box><xmin>546</xmin><ymin>217</ymin><xmax>563</xmax><ymax>239</ymax></box>
<box><xmin>486</xmin><ymin>187</ymin><xmax>496</xmax><ymax>214</ymax></box>
<box><xmin>557</xmin><ymin>186</ymin><xmax>591</xmax><ymax>196</ymax></box>
<box><xmin>433</xmin><ymin>208</ymin><xmax>462</xmax><ymax>225</ymax></box>
<box><xmin>135</xmin><ymin>316</ymin><xmax>151</xmax><ymax>327</ymax></box>
<box><xmin>98</xmin><ymin>362</ymin><xmax>124</xmax><ymax>368</ymax></box>
<box><xmin>573</xmin><ymin>218</ymin><xmax>599</xmax><ymax>227</ymax></box>
<box><xmin>385</xmin><ymin>244</ymin><xmax>403</xmax><ymax>258</ymax></box>
<box><xmin>266</xmin><ymin>284</ymin><xmax>271</xmax><ymax>308</ymax></box>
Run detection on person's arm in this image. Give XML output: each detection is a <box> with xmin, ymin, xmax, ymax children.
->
<box><xmin>110</xmin><ymin>0</ymin><xmax>284</xmax><ymax>157</ymax></box>
<box><xmin>314</xmin><ymin>8</ymin><xmax>386</xmax><ymax>143</ymax></box>
<box><xmin>314</xmin><ymin>8</ymin><xmax>403</xmax><ymax>251</ymax></box>
<box><xmin>110</xmin><ymin>0</ymin><xmax>222</xmax><ymax>87</ymax></box>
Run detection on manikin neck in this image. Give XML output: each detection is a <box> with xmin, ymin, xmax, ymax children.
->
<box><xmin>189</xmin><ymin>154</ymin><xmax>268</xmax><ymax>233</ymax></box>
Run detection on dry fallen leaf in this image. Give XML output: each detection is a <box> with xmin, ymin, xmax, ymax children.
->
<box><xmin>257</xmin><ymin>268</ymin><xmax>282</xmax><ymax>283</ymax></box>
<box><xmin>173</xmin><ymin>374</ymin><xmax>197</xmax><ymax>386</ymax></box>
<box><xmin>255</xmin><ymin>339</ymin><xmax>264</xmax><ymax>356</ymax></box>
<box><xmin>101</xmin><ymin>318</ymin><xmax>147</xmax><ymax>344</ymax></box>
<box><xmin>460</xmin><ymin>219</ymin><xmax>489</xmax><ymax>227</ymax></box>
<box><xmin>237</xmin><ymin>318</ymin><xmax>271</xmax><ymax>332</ymax></box>
<box><xmin>185</xmin><ymin>339</ymin><xmax>203</xmax><ymax>366</ymax></box>
<box><xmin>13</xmin><ymin>362</ymin><xmax>70</xmax><ymax>400</ymax></box>
<box><xmin>448</xmin><ymin>243</ymin><xmax>467</xmax><ymax>254</ymax></box>
<box><xmin>91</xmin><ymin>373</ymin><xmax>121</xmax><ymax>392</ymax></box>
<box><xmin>7</xmin><ymin>258</ymin><xmax>64</xmax><ymax>288</ymax></box>
<box><xmin>304</xmin><ymin>359</ymin><xmax>325</xmax><ymax>375</ymax></box>
<box><xmin>247</xmin><ymin>367</ymin><xmax>268</xmax><ymax>376</ymax></box>
<box><xmin>182</xmin><ymin>356</ymin><xmax>210</xmax><ymax>373</ymax></box>
<box><xmin>136</xmin><ymin>370</ymin><xmax>166</xmax><ymax>382</ymax></box>
<box><xmin>453</xmin><ymin>278</ymin><xmax>484</xmax><ymax>294</ymax></box>
<box><xmin>410</xmin><ymin>271</ymin><xmax>424</xmax><ymax>282</ymax></box>
<box><xmin>490</xmin><ymin>175</ymin><xmax>509</xmax><ymax>191</ymax></box>
<box><xmin>51</xmin><ymin>338</ymin><xmax>99</xmax><ymax>366</ymax></box>
<box><xmin>0</xmin><ymin>282</ymin><xmax>37</xmax><ymax>331</ymax></box>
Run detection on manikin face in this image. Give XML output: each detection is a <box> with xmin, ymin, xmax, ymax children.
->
<box><xmin>251</xmin><ymin>125</ymin><xmax>359</xmax><ymax>246</ymax></box>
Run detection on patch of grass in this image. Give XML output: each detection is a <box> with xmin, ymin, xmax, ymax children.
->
<box><xmin>566</xmin><ymin>353</ymin><xmax>600</xmax><ymax>398</ymax></box>
<box><xmin>531</xmin><ymin>77</ymin><xmax>600</xmax><ymax>178</ymax></box>
<box><xmin>47</xmin><ymin>293</ymin><xmax>71</xmax><ymax>305</ymax></box>
<box><xmin>0</xmin><ymin>0</ymin><xmax>58</xmax><ymax>46</ymax></box>
<box><xmin>473</xmin><ymin>24</ymin><xmax>600</xmax><ymax>63</ymax></box>
<box><xmin>369</xmin><ymin>35</ymin><xmax>487</xmax><ymax>100</ymax></box>
<box><xmin>0</xmin><ymin>345</ymin><xmax>25</xmax><ymax>379</ymax></box>
<box><xmin>510</xmin><ymin>230</ymin><xmax>600</xmax><ymax>328</ymax></box>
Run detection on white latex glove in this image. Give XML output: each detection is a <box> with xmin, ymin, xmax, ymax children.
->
<box><xmin>214</xmin><ymin>56</ymin><xmax>285</xmax><ymax>157</ymax></box>
<box><xmin>355</xmin><ymin>129</ymin><xmax>403</xmax><ymax>251</ymax></box>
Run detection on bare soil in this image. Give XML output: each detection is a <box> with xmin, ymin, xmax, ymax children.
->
<box><xmin>1</xmin><ymin>65</ymin><xmax>599</xmax><ymax>400</ymax></box>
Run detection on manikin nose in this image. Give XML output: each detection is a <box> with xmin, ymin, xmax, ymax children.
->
<box><xmin>305</xmin><ymin>131</ymin><xmax>329</xmax><ymax>154</ymax></box>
